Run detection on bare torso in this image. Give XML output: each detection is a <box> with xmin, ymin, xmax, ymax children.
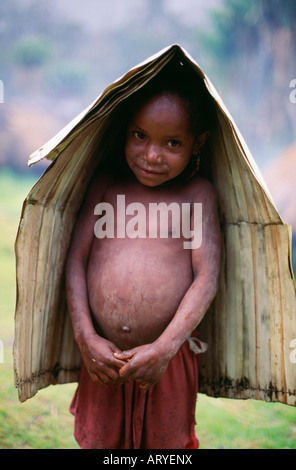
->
<box><xmin>86</xmin><ymin>176</ymin><xmax>195</xmax><ymax>350</ymax></box>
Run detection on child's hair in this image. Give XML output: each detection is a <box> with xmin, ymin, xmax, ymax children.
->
<box><xmin>126</xmin><ymin>61</ymin><xmax>214</xmax><ymax>137</ymax></box>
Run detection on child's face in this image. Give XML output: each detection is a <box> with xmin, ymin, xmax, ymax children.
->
<box><xmin>125</xmin><ymin>93</ymin><xmax>200</xmax><ymax>187</ymax></box>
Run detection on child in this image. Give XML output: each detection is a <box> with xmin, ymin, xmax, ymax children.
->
<box><xmin>65</xmin><ymin>72</ymin><xmax>221</xmax><ymax>449</ymax></box>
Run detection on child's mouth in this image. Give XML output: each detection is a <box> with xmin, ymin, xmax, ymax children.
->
<box><xmin>135</xmin><ymin>164</ymin><xmax>165</xmax><ymax>177</ymax></box>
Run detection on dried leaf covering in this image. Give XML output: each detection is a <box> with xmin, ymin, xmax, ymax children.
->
<box><xmin>14</xmin><ymin>45</ymin><xmax>296</xmax><ymax>404</ymax></box>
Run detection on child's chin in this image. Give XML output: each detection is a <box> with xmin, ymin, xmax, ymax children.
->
<box><xmin>132</xmin><ymin>170</ymin><xmax>166</xmax><ymax>187</ymax></box>
<box><xmin>136</xmin><ymin>175</ymin><xmax>167</xmax><ymax>187</ymax></box>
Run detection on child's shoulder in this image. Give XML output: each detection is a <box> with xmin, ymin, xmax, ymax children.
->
<box><xmin>83</xmin><ymin>171</ymin><xmax>115</xmax><ymax>205</ymax></box>
<box><xmin>185</xmin><ymin>176</ymin><xmax>217</xmax><ymax>203</ymax></box>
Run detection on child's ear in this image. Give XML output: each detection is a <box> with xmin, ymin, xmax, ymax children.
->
<box><xmin>193</xmin><ymin>130</ymin><xmax>211</xmax><ymax>155</ymax></box>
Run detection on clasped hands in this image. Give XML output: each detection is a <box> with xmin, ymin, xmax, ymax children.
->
<box><xmin>81</xmin><ymin>334</ymin><xmax>173</xmax><ymax>391</ymax></box>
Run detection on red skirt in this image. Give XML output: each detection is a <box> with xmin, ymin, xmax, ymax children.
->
<box><xmin>70</xmin><ymin>335</ymin><xmax>201</xmax><ymax>449</ymax></box>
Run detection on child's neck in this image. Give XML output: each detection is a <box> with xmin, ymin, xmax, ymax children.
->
<box><xmin>159</xmin><ymin>155</ymin><xmax>199</xmax><ymax>187</ymax></box>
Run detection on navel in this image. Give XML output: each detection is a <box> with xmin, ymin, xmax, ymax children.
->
<box><xmin>122</xmin><ymin>325</ymin><xmax>131</xmax><ymax>333</ymax></box>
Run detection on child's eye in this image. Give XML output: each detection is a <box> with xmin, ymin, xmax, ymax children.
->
<box><xmin>167</xmin><ymin>140</ymin><xmax>181</xmax><ymax>148</ymax></box>
<box><xmin>134</xmin><ymin>131</ymin><xmax>146</xmax><ymax>140</ymax></box>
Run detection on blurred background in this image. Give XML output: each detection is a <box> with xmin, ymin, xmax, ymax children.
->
<box><xmin>0</xmin><ymin>0</ymin><xmax>296</xmax><ymax>449</ymax></box>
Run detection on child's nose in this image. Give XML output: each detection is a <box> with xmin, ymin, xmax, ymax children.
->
<box><xmin>145</xmin><ymin>144</ymin><xmax>162</xmax><ymax>164</ymax></box>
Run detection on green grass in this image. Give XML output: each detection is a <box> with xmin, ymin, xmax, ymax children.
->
<box><xmin>196</xmin><ymin>395</ymin><xmax>296</xmax><ymax>449</ymax></box>
<box><xmin>0</xmin><ymin>167</ymin><xmax>79</xmax><ymax>449</ymax></box>
<box><xmin>0</xmin><ymin>167</ymin><xmax>295</xmax><ymax>449</ymax></box>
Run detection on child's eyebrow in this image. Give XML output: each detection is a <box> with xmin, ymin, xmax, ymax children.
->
<box><xmin>129</xmin><ymin>119</ymin><xmax>185</xmax><ymax>140</ymax></box>
<box><xmin>129</xmin><ymin>120</ymin><xmax>145</xmax><ymax>131</ymax></box>
<box><xmin>166</xmin><ymin>134</ymin><xmax>183</xmax><ymax>139</ymax></box>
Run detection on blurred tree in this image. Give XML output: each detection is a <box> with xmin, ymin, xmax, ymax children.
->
<box><xmin>46</xmin><ymin>63</ymin><xmax>89</xmax><ymax>97</ymax></box>
<box><xmin>13</xmin><ymin>37</ymin><xmax>52</xmax><ymax>68</ymax></box>
<box><xmin>0</xmin><ymin>0</ymin><xmax>88</xmax><ymax>100</ymax></box>
<box><xmin>203</xmin><ymin>0</ymin><xmax>296</xmax><ymax>61</ymax></box>
<box><xmin>199</xmin><ymin>0</ymin><xmax>296</xmax><ymax>162</ymax></box>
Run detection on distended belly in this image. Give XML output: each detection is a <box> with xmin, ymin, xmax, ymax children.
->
<box><xmin>87</xmin><ymin>242</ymin><xmax>192</xmax><ymax>350</ymax></box>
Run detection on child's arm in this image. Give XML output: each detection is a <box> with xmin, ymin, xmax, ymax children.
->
<box><xmin>66</xmin><ymin>175</ymin><xmax>126</xmax><ymax>385</ymax></box>
<box><xmin>116</xmin><ymin>179</ymin><xmax>221</xmax><ymax>389</ymax></box>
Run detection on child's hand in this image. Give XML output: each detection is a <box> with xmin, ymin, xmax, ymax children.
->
<box><xmin>80</xmin><ymin>333</ymin><xmax>127</xmax><ymax>386</ymax></box>
<box><xmin>114</xmin><ymin>342</ymin><xmax>174</xmax><ymax>390</ymax></box>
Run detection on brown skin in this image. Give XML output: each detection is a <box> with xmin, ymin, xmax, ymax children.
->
<box><xmin>65</xmin><ymin>92</ymin><xmax>221</xmax><ymax>390</ymax></box>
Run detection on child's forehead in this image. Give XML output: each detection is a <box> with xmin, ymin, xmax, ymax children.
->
<box><xmin>131</xmin><ymin>91</ymin><xmax>190</xmax><ymax>120</ymax></box>
<box><xmin>140</xmin><ymin>90</ymin><xmax>186</xmax><ymax>107</ymax></box>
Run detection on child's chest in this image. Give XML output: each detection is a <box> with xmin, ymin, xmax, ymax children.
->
<box><xmin>97</xmin><ymin>181</ymin><xmax>193</xmax><ymax>241</ymax></box>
